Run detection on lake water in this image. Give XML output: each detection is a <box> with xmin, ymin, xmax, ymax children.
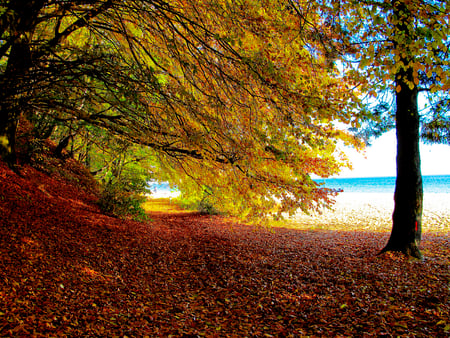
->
<box><xmin>316</xmin><ymin>175</ymin><xmax>450</xmax><ymax>194</ymax></box>
<box><xmin>148</xmin><ymin>182</ymin><xmax>180</xmax><ymax>198</ymax></box>
<box><xmin>149</xmin><ymin>175</ymin><xmax>450</xmax><ymax>196</ymax></box>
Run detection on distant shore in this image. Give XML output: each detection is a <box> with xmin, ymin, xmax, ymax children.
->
<box><xmin>289</xmin><ymin>192</ymin><xmax>450</xmax><ymax>233</ymax></box>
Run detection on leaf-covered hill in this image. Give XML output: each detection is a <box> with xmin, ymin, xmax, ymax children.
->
<box><xmin>0</xmin><ymin>157</ymin><xmax>449</xmax><ymax>337</ymax></box>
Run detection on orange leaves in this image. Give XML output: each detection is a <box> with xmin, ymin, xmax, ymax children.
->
<box><xmin>3</xmin><ymin>0</ymin><xmax>366</xmax><ymax>221</ymax></box>
<box><xmin>1</xmin><ymin>159</ymin><xmax>450</xmax><ymax>336</ymax></box>
<box><xmin>95</xmin><ymin>0</ymin><xmax>362</xmax><ymax>220</ymax></box>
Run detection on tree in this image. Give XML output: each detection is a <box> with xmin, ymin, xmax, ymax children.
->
<box><xmin>313</xmin><ymin>0</ymin><xmax>450</xmax><ymax>258</ymax></box>
<box><xmin>0</xmin><ymin>0</ymin><xmax>44</xmax><ymax>166</ymax></box>
<box><xmin>0</xmin><ymin>0</ymin><xmax>363</xmax><ymax>222</ymax></box>
<box><xmin>382</xmin><ymin>1</ymin><xmax>423</xmax><ymax>258</ymax></box>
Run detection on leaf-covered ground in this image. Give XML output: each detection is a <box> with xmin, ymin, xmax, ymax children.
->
<box><xmin>1</xmin><ymin>159</ymin><xmax>449</xmax><ymax>337</ymax></box>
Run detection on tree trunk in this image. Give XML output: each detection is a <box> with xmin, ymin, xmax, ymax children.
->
<box><xmin>380</xmin><ymin>1</ymin><xmax>423</xmax><ymax>259</ymax></box>
<box><xmin>0</xmin><ymin>0</ymin><xmax>45</xmax><ymax>167</ymax></box>
<box><xmin>381</xmin><ymin>78</ymin><xmax>423</xmax><ymax>258</ymax></box>
<box><xmin>0</xmin><ymin>41</ymin><xmax>30</xmax><ymax>168</ymax></box>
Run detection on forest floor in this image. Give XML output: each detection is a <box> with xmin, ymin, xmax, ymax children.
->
<box><xmin>1</xmin><ymin>156</ymin><xmax>449</xmax><ymax>337</ymax></box>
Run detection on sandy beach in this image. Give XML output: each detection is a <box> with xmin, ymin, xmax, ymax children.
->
<box><xmin>289</xmin><ymin>193</ymin><xmax>450</xmax><ymax>232</ymax></box>
<box><xmin>148</xmin><ymin>190</ymin><xmax>450</xmax><ymax>233</ymax></box>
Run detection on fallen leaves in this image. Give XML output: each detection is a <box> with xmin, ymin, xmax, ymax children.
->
<box><xmin>1</xmin><ymin>160</ymin><xmax>449</xmax><ymax>337</ymax></box>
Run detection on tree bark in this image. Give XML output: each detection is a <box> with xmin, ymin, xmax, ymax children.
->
<box><xmin>381</xmin><ymin>77</ymin><xmax>423</xmax><ymax>259</ymax></box>
<box><xmin>0</xmin><ymin>41</ymin><xmax>30</xmax><ymax>168</ymax></box>
<box><xmin>0</xmin><ymin>0</ymin><xmax>45</xmax><ymax>167</ymax></box>
<box><xmin>380</xmin><ymin>1</ymin><xmax>423</xmax><ymax>259</ymax></box>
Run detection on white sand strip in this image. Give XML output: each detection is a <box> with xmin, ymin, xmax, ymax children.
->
<box><xmin>289</xmin><ymin>193</ymin><xmax>450</xmax><ymax>232</ymax></box>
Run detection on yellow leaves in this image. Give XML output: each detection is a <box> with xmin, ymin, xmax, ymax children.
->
<box><xmin>0</xmin><ymin>136</ymin><xmax>11</xmax><ymax>152</ymax></box>
<box><xmin>442</xmin><ymin>78</ymin><xmax>450</xmax><ymax>92</ymax></box>
<box><xmin>429</xmin><ymin>84</ymin><xmax>440</xmax><ymax>94</ymax></box>
<box><xmin>4</xmin><ymin>0</ymin><xmax>369</xmax><ymax>222</ymax></box>
<box><xmin>338</xmin><ymin>0</ymin><xmax>450</xmax><ymax>98</ymax></box>
<box><xmin>367</xmin><ymin>44</ymin><xmax>375</xmax><ymax>57</ymax></box>
<box><xmin>434</xmin><ymin>67</ymin><xmax>445</xmax><ymax>80</ymax></box>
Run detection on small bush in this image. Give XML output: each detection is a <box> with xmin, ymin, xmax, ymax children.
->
<box><xmin>98</xmin><ymin>183</ymin><xmax>148</xmax><ymax>221</ymax></box>
<box><xmin>178</xmin><ymin>194</ymin><xmax>220</xmax><ymax>215</ymax></box>
<box><xmin>197</xmin><ymin>196</ymin><xmax>220</xmax><ymax>215</ymax></box>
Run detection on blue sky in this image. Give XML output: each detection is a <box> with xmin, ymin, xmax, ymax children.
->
<box><xmin>338</xmin><ymin>130</ymin><xmax>450</xmax><ymax>178</ymax></box>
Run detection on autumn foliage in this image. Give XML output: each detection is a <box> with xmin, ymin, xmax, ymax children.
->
<box><xmin>0</xmin><ymin>0</ymin><xmax>365</xmax><ymax>223</ymax></box>
<box><xmin>1</xmin><ymin>151</ymin><xmax>449</xmax><ymax>336</ymax></box>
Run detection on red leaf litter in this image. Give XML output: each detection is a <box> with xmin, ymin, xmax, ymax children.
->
<box><xmin>1</xmin><ymin>159</ymin><xmax>449</xmax><ymax>337</ymax></box>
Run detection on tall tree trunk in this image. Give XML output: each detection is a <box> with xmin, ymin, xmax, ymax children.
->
<box><xmin>380</xmin><ymin>1</ymin><xmax>423</xmax><ymax>259</ymax></box>
<box><xmin>0</xmin><ymin>41</ymin><xmax>30</xmax><ymax>168</ymax></box>
<box><xmin>381</xmin><ymin>76</ymin><xmax>423</xmax><ymax>259</ymax></box>
<box><xmin>0</xmin><ymin>0</ymin><xmax>45</xmax><ymax>167</ymax></box>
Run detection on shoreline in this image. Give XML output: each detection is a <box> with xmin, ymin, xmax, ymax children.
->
<box><xmin>288</xmin><ymin>192</ymin><xmax>449</xmax><ymax>232</ymax></box>
<box><xmin>146</xmin><ymin>190</ymin><xmax>449</xmax><ymax>233</ymax></box>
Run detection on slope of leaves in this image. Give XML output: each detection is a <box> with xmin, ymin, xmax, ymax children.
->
<box><xmin>0</xmin><ymin>159</ymin><xmax>449</xmax><ymax>337</ymax></box>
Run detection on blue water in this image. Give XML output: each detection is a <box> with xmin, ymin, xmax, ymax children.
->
<box><xmin>316</xmin><ymin>175</ymin><xmax>450</xmax><ymax>194</ymax></box>
<box><xmin>150</xmin><ymin>175</ymin><xmax>450</xmax><ymax>195</ymax></box>
<box><xmin>148</xmin><ymin>182</ymin><xmax>178</xmax><ymax>194</ymax></box>
<box><xmin>149</xmin><ymin>182</ymin><xmax>172</xmax><ymax>190</ymax></box>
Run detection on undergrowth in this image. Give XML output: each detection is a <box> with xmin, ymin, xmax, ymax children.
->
<box><xmin>97</xmin><ymin>182</ymin><xmax>148</xmax><ymax>221</ymax></box>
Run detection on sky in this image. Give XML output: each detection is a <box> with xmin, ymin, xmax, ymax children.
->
<box><xmin>337</xmin><ymin>130</ymin><xmax>450</xmax><ymax>178</ymax></box>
